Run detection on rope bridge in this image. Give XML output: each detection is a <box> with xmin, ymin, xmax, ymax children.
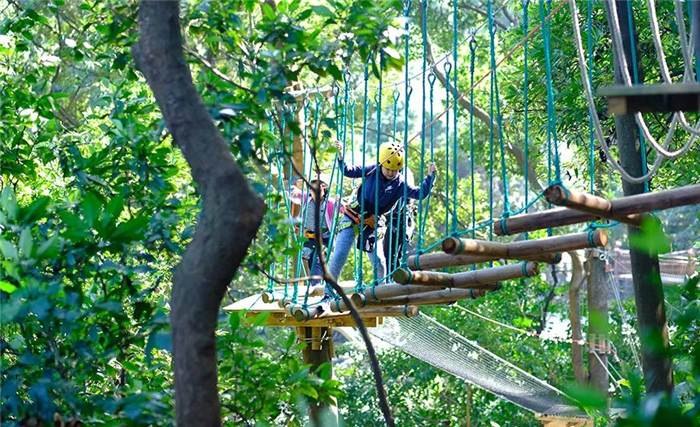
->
<box><xmin>237</xmin><ymin>0</ymin><xmax>700</xmax><ymax>416</ymax></box>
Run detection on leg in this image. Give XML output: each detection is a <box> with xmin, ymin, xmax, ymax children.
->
<box><xmin>369</xmin><ymin>234</ymin><xmax>386</xmax><ymax>283</ymax></box>
<box><xmin>328</xmin><ymin>225</ymin><xmax>355</xmax><ymax>284</ymax></box>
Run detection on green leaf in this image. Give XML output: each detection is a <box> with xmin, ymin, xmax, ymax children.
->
<box><xmin>1</xmin><ymin>186</ymin><xmax>18</xmax><ymax>220</ymax></box>
<box><xmin>36</xmin><ymin>235</ymin><xmax>59</xmax><ymax>259</ymax></box>
<box><xmin>0</xmin><ymin>240</ymin><xmax>19</xmax><ymax>262</ymax></box>
<box><xmin>18</xmin><ymin>228</ymin><xmax>33</xmax><ymax>258</ymax></box>
<box><xmin>19</xmin><ymin>196</ymin><xmax>50</xmax><ymax>224</ymax></box>
<box><xmin>629</xmin><ymin>216</ymin><xmax>670</xmax><ymax>255</ymax></box>
<box><xmin>299</xmin><ymin>384</ymin><xmax>319</xmax><ymax>399</ymax></box>
<box><xmin>0</xmin><ymin>280</ymin><xmax>18</xmax><ymax>293</ymax></box>
<box><xmin>251</xmin><ymin>311</ymin><xmax>270</xmax><ymax>327</ymax></box>
<box><xmin>110</xmin><ymin>216</ymin><xmax>149</xmax><ymax>243</ymax></box>
<box><xmin>81</xmin><ymin>192</ymin><xmax>101</xmax><ymax>227</ymax></box>
<box><xmin>59</xmin><ymin>211</ymin><xmax>90</xmax><ymax>239</ymax></box>
<box><xmin>311</xmin><ymin>5</ymin><xmax>334</xmax><ymax>17</ymax></box>
<box><xmin>101</xmin><ymin>196</ymin><xmax>124</xmax><ymax>229</ymax></box>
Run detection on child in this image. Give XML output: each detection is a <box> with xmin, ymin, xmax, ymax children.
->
<box><xmin>292</xmin><ymin>178</ymin><xmax>337</xmax><ymax>284</ymax></box>
<box><xmin>327</xmin><ymin>140</ymin><xmax>437</xmax><ymax>287</ymax></box>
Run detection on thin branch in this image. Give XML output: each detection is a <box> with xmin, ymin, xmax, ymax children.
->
<box><xmin>248</xmin><ymin>263</ymin><xmax>323</xmax><ymax>284</ymax></box>
<box><xmin>184</xmin><ymin>47</ymin><xmax>255</xmax><ymax>95</ymax></box>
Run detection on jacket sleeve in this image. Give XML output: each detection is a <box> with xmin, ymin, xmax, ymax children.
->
<box><xmin>405</xmin><ymin>173</ymin><xmax>435</xmax><ymax>200</ymax></box>
<box><xmin>338</xmin><ymin>158</ymin><xmax>375</xmax><ymax>178</ymax></box>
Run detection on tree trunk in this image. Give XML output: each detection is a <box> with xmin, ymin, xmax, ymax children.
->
<box><xmin>132</xmin><ymin>2</ymin><xmax>265</xmax><ymax>424</ymax></box>
<box><xmin>605</xmin><ymin>1</ymin><xmax>673</xmax><ymax>395</ymax></box>
<box><xmin>568</xmin><ymin>251</ymin><xmax>586</xmax><ymax>384</ymax></box>
<box><xmin>299</xmin><ymin>327</ymin><xmax>337</xmax><ymax>426</ymax></box>
<box><xmin>586</xmin><ymin>249</ymin><xmax>608</xmax><ymax>395</ymax></box>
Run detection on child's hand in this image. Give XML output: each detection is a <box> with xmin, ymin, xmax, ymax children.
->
<box><xmin>429</xmin><ymin>162</ymin><xmax>438</xmax><ymax>177</ymax></box>
<box><xmin>333</xmin><ymin>140</ymin><xmax>343</xmax><ymax>160</ymax></box>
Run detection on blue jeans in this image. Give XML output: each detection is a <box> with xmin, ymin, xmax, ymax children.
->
<box><xmin>328</xmin><ymin>215</ymin><xmax>385</xmax><ymax>292</ymax></box>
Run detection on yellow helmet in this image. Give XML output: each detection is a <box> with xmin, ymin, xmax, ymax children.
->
<box><xmin>379</xmin><ymin>141</ymin><xmax>404</xmax><ymax>171</ymax></box>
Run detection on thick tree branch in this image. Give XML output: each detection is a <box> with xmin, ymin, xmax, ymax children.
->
<box><xmin>133</xmin><ymin>2</ymin><xmax>265</xmax><ymax>425</ymax></box>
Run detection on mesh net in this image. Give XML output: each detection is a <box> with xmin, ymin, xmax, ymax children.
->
<box><xmin>369</xmin><ymin>313</ymin><xmax>585</xmax><ymax>417</ymax></box>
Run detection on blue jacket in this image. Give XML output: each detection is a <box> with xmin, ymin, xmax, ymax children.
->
<box><xmin>339</xmin><ymin>159</ymin><xmax>435</xmax><ymax>216</ymax></box>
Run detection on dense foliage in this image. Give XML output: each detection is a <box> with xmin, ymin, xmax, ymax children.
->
<box><xmin>1</xmin><ymin>0</ymin><xmax>698</xmax><ymax>425</ymax></box>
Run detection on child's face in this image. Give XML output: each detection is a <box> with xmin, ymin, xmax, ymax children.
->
<box><xmin>381</xmin><ymin>166</ymin><xmax>399</xmax><ymax>180</ymax></box>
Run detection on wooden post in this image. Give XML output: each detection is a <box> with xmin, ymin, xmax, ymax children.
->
<box><xmin>299</xmin><ymin>326</ymin><xmax>336</xmax><ymax>425</ymax></box>
<box><xmin>586</xmin><ymin>249</ymin><xmax>608</xmax><ymax>396</ymax></box>
<box><xmin>496</xmin><ymin>184</ymin><xmax>700</xmax><ymax>236</ymax></box>
<box><xmin>569</xmin><ymin>251</ymin><xmax>587</xmax><ymax>384</ymax></box>
<box><xmin>443</xmin><ymin>231</ymin><xmax>607</xmax><ymax>258</ymax></box>
<box><xmin>605</xmin><ymin>0</ymin><xmax>674</xmax><ymax>394</ymax></box>
<box><xmin>544</xmin><ymin>184</ymin><xmax>644</xmax><ymax>226</ymax></box>
<box><xmin>407</xmin><ymin>251</ymin><xmax>560</xmax><ymax>271</ymax></box>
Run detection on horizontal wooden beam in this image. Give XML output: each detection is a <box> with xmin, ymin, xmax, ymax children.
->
<box><xmin>497</xmin><ymin>184</ymin><xmax>700</xmax><ymax>236</ymax></box>
<box><xmin>407</xmin><ymin>250</ymin><xmax>560</xmax><ymax>271</ymax></box>
<box><xmin>444</xmin><ymin>231</ymin><xmax>607</xmax><ymax>259</ymax></box>
<box><xmin>246</xmin><ymin>311</ymin><xmax>379</xmax><ymax>327</ymax></box>
<box><xmin>362</xmin><ymin>288</ymin><xmax>488</xmax><ymax>307</ymax></box>
<box><xmin>394</xmin><ymin>262</ymin><xmax>538</xmax><ymax>287</ymax></box>
<box><xmin>598</xmin><ymin>83</ymin><xmax>700</xmax><ymax>114</ymax></box>
<box><xmin>295</xmin><ymin>301</ymin><xmax>420</xmax><ymax>320</ymax></box>
<box><xmin>544</xmin><ymin>184</ymin><xmax>645</xmax><ymax>226</ymax></box>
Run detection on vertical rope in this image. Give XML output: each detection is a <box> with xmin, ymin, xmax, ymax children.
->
<box><xmin>418</xmin><ymin>0</ymin><xmax>428</xmax><ymax>254</ymax></box>
<box><xmin>419</xmin><ymin>72</ymin><xmax>437</xmax><ymax>251</ymax></box>
<box><xmin>469</xmin><ymin>37</ymin><xmax>477</xmax><ymax>240</ymax></box>
<box><xmin>451</xmin><ymin>0</ymin><xmax>459</xmax><ymax>235</ymax></box>
<box><xmin>402</xmin><ymin>0</ymin><xmax>412</xmax><ymax>265</ymax></box>
<box><xmin>587</xmin><ymin>0</ymin><xmax>594</xmax><ymax>194</ymax></box>
<box><xmin>373</xmin><ymin>61</ymin><xmax>383</xmax><ymax>284</ymax></box>
<box><xmin>540</xmin><ymin>0</ymin><xmax>561</xmax><ymax>185</ymax></box>
<box><xmin>523</xmin><ymin>0</ymin><xmax>531</xmax><ymax>212</ymax></box>
<box><xmin>444</xmin><ymin>60</ymin><xmax>452</xmax><ymax>239</ymax></box>
<box><xmin>488</xmin><ymin>0</ymin><xmax>510</xmax><ymax>217</ymax></box>
<box><xmin>357</xmin><ymin>62</ymin><xmax>370</xmax><ymax>286</ymax></box>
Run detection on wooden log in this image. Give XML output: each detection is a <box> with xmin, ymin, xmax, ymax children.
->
<box><xmin>444</xmin><ymin>231</ymin><xmax>606</xmax><ymax>259</ymax></box>
<box><xmin>358</xmin><ymin>305</ymin><xmax>420</xmax><ymax>318</ymax></box>
<box><xmin>452</xmin><ymin>262</ymin><xmax>538</xmax><ymax>287</ymax></box>
<box><xmin>363</xmin><ymin>288</ymin><xmax>488</xmax><ymax>307</ymax></box>
<box><xmin>497</xmin><ymin>184</ymin><xmax>700</xmax><ymax>236</ymax></box>
<box><xmin>340</xmin><ymin>283</ymin><xmax>447</xmax><ymax>310</ymax></box>
<box><xmin>297</xmin><ymin>302</ymin><xmax>419</xmax><ymax>320</ymax></box>
<box><xmin>544</xmin><ymin>184</ymin><xmax>644</xmax><ymax>226</ymax></box>
<box><xmin>407</xmin><ymin>251</ymin><xmax>560</xmax><ymax>271</ymax></box>
<box><xmin>392</xmin><ymin>269</ymin><xmax>454</xmax><ymax>287</ymax></box>
<box><xmin>394</xmin><ymin>263</ymin><xmax>537</xmax><ymax>288</ymax></box>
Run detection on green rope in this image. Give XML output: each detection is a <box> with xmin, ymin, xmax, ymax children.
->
<box><xmin>373</xmin><ymin>65</ymin><xmax>383</xmax><ymax>284</ymax></box>
<box><xmin>469</xmin><ymin>37</ymin><xmax>477</xmax><ymax>240</ymax></box>
<box><xmin>418</xmin><ymin>71</ymin><xmax>437</xmax><ymax>251</ymax></box>
<box><xmin>488</xmin><ymin>0</ymin><xmax>510</xmax><ymax>217</ymax></box>
<box><xmin>587</xmin><ymin>0</ymin><xmax>594</xmax><ymax>194</ymax></box>
<box><xmin>418</xmin><ymin>0</ymin><xmax>428</xmax><ymax>254</ymax></box>
<box><xmin>540</xmin><ymin>0</ymin><xmax>561</xmax><ymax>184</ymax></box>
<box><xmin>401</xmin><ymin>0</ymin><xmax>412</xmax><ymax>265</ymax></box>
<box><xmin>444</xmin><ymin>60</ymin><xmax>452</xmax><ymax>239</ymax></box>
<box><xmin>523</xmin><ymin>0</ymin><xmax>531</xmax><ymax>213</ymax></box>
<box><xmin>356</xmin><ymin>62</ymin><xmax>370</xmax><ymax>286</ymax></box>
<box><xmin>451</xmin><ymin>0</ymin><xmax>459</xmax><ymax>235</ymax></box>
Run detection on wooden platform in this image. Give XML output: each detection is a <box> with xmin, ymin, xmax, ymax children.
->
<box><xmin>223</xmin><ymin>294</ymin><xmax>382</xmax><ymax>328</ymax></box>
<box><xmin>536</xmin><ymin>414</ymin><xmax>590</xmax><ymax>427</ymax></box>
<box><xmin>598</xmin><ymin>83</ymin><xmax>700</xmax><ymax>114</ymax></box>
